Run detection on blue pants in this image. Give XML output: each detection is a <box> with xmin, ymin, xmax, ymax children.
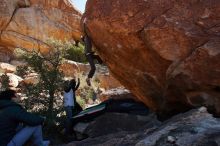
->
<box><xmin>64</xmin><ymin>106</ymin><xmax>74</xmax><ymax>135</ymax></box>
<box><xmin>7</xmin><ymin>125</ymin><xmax>48</xmax><ymax>146</ymax></box>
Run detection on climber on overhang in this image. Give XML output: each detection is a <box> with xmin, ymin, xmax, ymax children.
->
<box><xmin>81</xmin><ymin>18</ymin><xmax>103</xmax><ymax>86</ymax></box>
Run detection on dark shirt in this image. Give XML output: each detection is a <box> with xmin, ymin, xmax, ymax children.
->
<box><xmin>0</xmin><ymin>100</ymin><xmax>44</xmax><ymax>146</ymax></box>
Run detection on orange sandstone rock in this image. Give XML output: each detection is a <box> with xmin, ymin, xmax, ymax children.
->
<box><xmin>84</xmin><ymin>0</ymin><xmax>220</xmax><ymax>115</ymax></box>
<box><xmin>0</xmin><ymin>0</ymin><xmax>82</xmax><ymax>61</ymax></box>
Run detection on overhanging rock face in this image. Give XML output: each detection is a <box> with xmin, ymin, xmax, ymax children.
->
<box><xmin>83</xmin><ymin>0</ymin><xmax>220</xmax><ymax>115</ymax></box>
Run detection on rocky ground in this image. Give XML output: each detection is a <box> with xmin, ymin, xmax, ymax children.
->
<box><xmin>63</xmin><ymin>107</ymin><xmax>220</xmax><ymax>146</ymax></box>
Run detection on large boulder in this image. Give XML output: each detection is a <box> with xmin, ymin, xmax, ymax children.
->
<box><xmin>137</xmin><ymin>107</ymin><xmax>220</xmax><ymax>146</ymax></box>
<box><xmin>79</xmin><ymin>112</ymin><xmax>158</xmax><ymax>138</ymax></box>
<box><xmin>0</xmin><ymin>0</ymin><xmax>82</xmax><ymax>61</ymax></box>
<box><xmin>99</xmin><ymin>87</ymin><xmax>135</xmax><ymax>102</ymax></box>
<box><xmin>22</xmin><ymin>73</ymin><xmax>39</xmax><ymax>85</ymax></box>
<box><xmin>59</xmin><ymin>60</ymin><xmax>80</xmax><ymax>77</ymax></box>
<box><xmin>0</xmin><ymin>73</ymin><xmax>23</xmax><ymax>87</ymax></box>
<box><xmin>83</xmin><ymin>0</ymin><xmax>220</xmax><ymax>116</ymax></box>
<box><xmin>98</xmin><ymin>73</ymin><xmax>122</xmax><ymax>90</ymax></box>
<box><xmin>67</xmin><ymin>107</ymin><xmax>220</xmax><ymax>146</ymax></box>
<box><xmin>0</xmin><ymin>62</ymin><xmax>16</xmax><ymax>73</ymax></box>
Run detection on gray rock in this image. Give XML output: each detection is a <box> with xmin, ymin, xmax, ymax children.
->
<box><xmin>136</xmin><ymin>107</ymin><xmax>220</xmax><ymax>146</ymax></box>
<box><xmin>65</xmin><ymin>107</ymin><xmax>220</xmax><ymax>146</ymax></box>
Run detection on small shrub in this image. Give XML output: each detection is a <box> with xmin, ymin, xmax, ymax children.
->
<box><xmin>16</xmin><ymin>39</ymin><xmax>69</xmax><ymax>121</ymax></box>
<box><xmin>0</xmin><ymin>73</ymin><xmax>10</xmax><ymax>91</ymax></box>
<box><xmin>16</xmin><ymin>65</ymin><xmax>29</xmax><ymax>77</ymax></box>
<box><xmin>65</xmin><ymin>43</ymin><xmax>87</xmax><ymax>63</ymax></box>
<box><xmin>76</xmin><ymin>95</ymin><xmax>86</xmax><ymax>108</ymax></box>
<box><xmin>85</xmin><ymin>88</ymin><xmax>95</xmax><ymax>102</ymax></box>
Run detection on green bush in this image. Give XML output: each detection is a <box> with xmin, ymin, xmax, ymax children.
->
<box><xmin>76</xmin><ymin>95</ymin><xmax>86</xmax><ymax>108</ymax></box>
<box><xmin>0</xmin><ymin>73</ymin><xmax>10</xmax><ymax>91</ymax></box>
<box><xmin>85</xmin><ymin>88</ymin><xmax>95</xmax><ymax>102</ymax></box>
<box><xmin>16</xmin><ymin>39</ymin><xmax>69</xmax><ymax>121</ymax></box>
<box><xmin>65</xmin><ymin>43</ymin><xmax>87</xmax><ymax>63</ymax></box>
<box><xmin>16</xmin><ymin>65</ymin><xmax>29</xmax><ymax>77</ymax></box>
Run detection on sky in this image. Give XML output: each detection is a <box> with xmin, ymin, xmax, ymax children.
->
<box><xmin>70</xmin><ymin>0</ymin><xmax>87</xmax><ymax>13</ymax></box>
